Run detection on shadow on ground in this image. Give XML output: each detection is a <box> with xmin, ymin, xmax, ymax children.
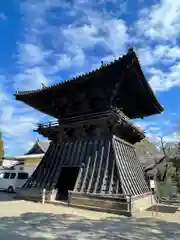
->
<box><xmin>0</xmin><ymin>211</ymin><xmax>179</xmax><ymax>239</ymax></box>
<box><xmin>146</xmin><ymin>204</ymin><xmax>179</xmax><ymax>214</ymax></box>
<box><xmin>0</xmin><ymin>192</ymin><xmax>17</xmax><ymax>202</ymax></box>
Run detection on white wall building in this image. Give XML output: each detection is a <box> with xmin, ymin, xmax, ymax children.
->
<box><xmin>1</xmin><ymin>139</ymin><xmax>50</xmax><ymax>175</ymax></box>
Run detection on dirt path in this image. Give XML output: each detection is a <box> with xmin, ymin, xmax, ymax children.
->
<box><xmin>0</xmin><ymin>194</ymin><xmax>179</xmax><ymax>239</ymax></box>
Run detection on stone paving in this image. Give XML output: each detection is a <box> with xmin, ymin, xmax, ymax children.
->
<box><xmin>0</xmin><ymin>192</ymin><xmax>180</xmax><ymax>239</ymax></box>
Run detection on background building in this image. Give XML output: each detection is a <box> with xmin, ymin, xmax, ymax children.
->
<box><xmin>2</xmin><ymin>139</ymin><xmax>50</xmax><ymax>175</ymax></box>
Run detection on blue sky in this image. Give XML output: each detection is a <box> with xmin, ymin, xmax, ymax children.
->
<box><xmin>0</xmin><ymin>0</ymin><xmax>180</xmax><ymax>156</ymax></box>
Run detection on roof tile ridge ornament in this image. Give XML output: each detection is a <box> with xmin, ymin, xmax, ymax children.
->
<box><xmin>38</xmin><ymin>141</ymin><xmax>46</xmax><ymax>152</ymax></box>
<box><xmin>15</xmin><ymin>52</ymin><xmax>129</xmax><ymax>96</ymax></box>
<box><xmin>128</xmin><ymin>46</ymin><xmax>135</xmax><ymax>54</ymax></box>
<box><xmin>128</xmin><ymin>46</ymin><xmax>141</xmax><ymax>65</ymax></box>
<box><xmin>100</xmin><ymin>61</ymin><xmax>104</xmax><ymax>68</ymax></box>
<box><xmin>41</xmin><ymin>81</ymin><xmax>46</xmax><ymax>89</ymax></box>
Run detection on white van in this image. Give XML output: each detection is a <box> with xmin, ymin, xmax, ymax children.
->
<box><xmin>0</xmin><ymin>170</ymin><xmax>29</xmax><ymax>193</ymax></box>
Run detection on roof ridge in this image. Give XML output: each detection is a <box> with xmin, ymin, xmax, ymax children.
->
<box><xmin>15</xmin><ymin>50</ymin><xmax>131</xmax><ymax>96</ymax></box>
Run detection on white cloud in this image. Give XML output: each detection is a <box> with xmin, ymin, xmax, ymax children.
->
<box><xmin>134</xmin><ymin>116</ymin><xmax>180</xmax><ymax>146</ymax></box>
<box><xmin>0</xmin><ymin>102</ymin><xmax>48</xmax><ymax>156</ymax></box>
<box><xmin>62</xmin><ymin>24</ymin><xmax>99</xmax><ymax>49</ymax></box>
<box><xmin>103</xmin><ymin>19</ymin><xmax>128</xmax><ymax>55</ymax></box>
<box><xmin>137</xmin><ymin>47</ymin><xmax>155</xmax><ymax>66</ymax></box>
<box><xmin>166</xmin><ymin>46</ymin><xmax>180</xmax><ymax>59</ymax></box>
<box><xmin>15</xmin><ymin>67</ymin><xmax>50</xmax><ymax>90</ymax></box>
<box><xmin>59</xmin><ymin>9</ymin><xmax>128</xmax><ymax>60</ymax></box>
<box><xmin>145</xmin><ymin>132</ymin><xmax>176</xmax><ymax>147</ymax></box>
<box><xmin>50</xmin><ymin>46</ymin><xmax>86</xmax><ymax>74</ymax></box>
<box><xmin>18</xmin><ymin>43</ymin><xmax>50</xmax><ymax>66</ymax></box>
<box><xmin>15</xmin><ymin>2</ymin><xmax>56</xmax><ymax>91</ymax></box>
<box><xmin>0</xmin><ymin>79</ymin><xmax>49</xmax><ymax>155</ymax></box>
<box><xmin>61</xmin><ymin>18</ymin><xmax>128</xmax><ymax>60</ymax></box>
<box><xmin>0</xmin><ymin>105</ymin><xmax>14</xmax><ymax>123</ymax></box>
<box><xmin>137</xmin><ymin>45</ymin><xmax>180</xmax><ymax>67</ymax></box>
<box><xmin>134</xmin><ymin>1</ymin><xmax>180</xmax><ymax>92</ymax></box>
<box><xmin>0</xmin><ymin>79</ymin><xmax>9</xmax><ymax>104</ymax></box>
<box><xmin>137</xmin><ymin>0</ymin><xmax>180</xmax><ymax>41</ymax></box>
<box><xmin>148</xmin><ymin>63</ymin><xmax>180</xmax><ymax>92</ymax></box>
<box><xmin>163</xmin><ymin>132</ymin><xmax>180</xmax><ymax>143</ymax></box>
<box><xmin>15</xmin><ymin>46</ymin><xmax>50</xmax><ymax>91</ymax></box>
<box><xmin>1</xmin><ymin>117</ymin><xmax>36</xmax><ymax>139</ymax></box>
<box><xmin>15</xmin><ymin>0</ymin><xmax>129</xmax><ymax>91</ymax></box>
<box><xmin>147</xmin><ymin>126</ymin><xmax>161</xmax><ymax>133</ymax></box>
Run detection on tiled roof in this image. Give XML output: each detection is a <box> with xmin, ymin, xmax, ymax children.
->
<box><xmin>14</xmin><ymin>48</ymin><xmax>163</xmax><ymax>115</ymax></box>
<box><xmin>14</xmin><ymin>48</ymin><xmax>164</xmax><ymax>122</ymax></box>
<box><xmin>37</xmin><ymin>140</ymin><xmax>50</xmax><ymax>152</ymax></box>
<box><xmin>25</xmin><ymin>139</ymin><xmax>50</xmax><ymax>155</ymax></box>
<box><xmin>15</xmin><ymin>48</ymin><xmax>135</xmax><ymax>97</ymax></box>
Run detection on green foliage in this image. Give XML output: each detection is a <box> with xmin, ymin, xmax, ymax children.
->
<box><xmin>156</xmin><ymin>181</ymin><xmax>177</xmax><ymax>198</ymax></box>
<box><xmin>173</xmin><ymin>171</ymin><xmax>180</xmax><ymax>193</ymax></box>
<box><xmin>166</xmin><ymin>162</ymin><xmax>176</xmax><ymax>179</ymax></box>
<box><xmin>156</xmin><ymin>168</ymin><xmax>162</xmax><ymax>181</ymax></box>
<box><xmin>156</xmin><ymin>162</ymin><xmax>176</xmax><ymax>181</ymax></box>
<box><xmin>156</xmin><ymin>141</ymin><xmax>180</xmax><ymax>192</ymax></box>
<box><xmin>170</xmin><ymin>158</ymin><xmax>180</xmax><ymax>192</ymax></box>
<box><xmin>171</xmin><ymin>157</ymin><xmax>180</xmax><ymax>169</ymax></box>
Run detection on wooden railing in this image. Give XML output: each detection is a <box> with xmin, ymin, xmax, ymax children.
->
<box><xmin>37</xmin><ymin>120</ymin><xmax>59</xmax><ymax>128</ymax></box>
<box><xmin>36</xmin><ymin>108</ymin><xmax>144</xmax><ymax>136</ymax></box>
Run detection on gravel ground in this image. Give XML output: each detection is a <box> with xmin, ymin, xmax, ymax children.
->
<box><xmin>0</xmin><ymin>192</ymin><xmax>180</xmax><ymax>239</ymax></box>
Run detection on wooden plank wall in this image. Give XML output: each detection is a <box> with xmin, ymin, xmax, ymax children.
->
<box><xmin>73</xmin><ymin>139</ymin><xmax>123</xmax><ymax>194</ymax></box>
<box><xmin>22</xmin><ymin>139</ymin><xmax>121</xmax><ymax>194</ymax></box>
<box><xmin>112</xmin><ymin>136</ymin><xmax>149</xmax><ymax>196</ymax></box>
<box><xmin>22</xmin><ymin>137</ymin><xmax>149</xmax><ymax>197</ymax></box>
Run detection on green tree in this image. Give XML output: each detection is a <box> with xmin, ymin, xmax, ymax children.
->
<box><xmin>0</xmin><ymin>131</ymin><xmax>4</xmax><ymax>165</ymax></box>
<box><xmin>162</xmin><ymin>140</ymin><xmax>180</xmax><ymax>192</ymax></box>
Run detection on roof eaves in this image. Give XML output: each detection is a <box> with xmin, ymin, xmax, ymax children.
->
<box><xmin>36</xmin><ymin>141</ymin><xmax>45</xmax><ymax>152</ymax></box>
<box><xmin>132</xmin><ymin>50</ymin><xmax>164</xmax><ymax>113</ymax></box>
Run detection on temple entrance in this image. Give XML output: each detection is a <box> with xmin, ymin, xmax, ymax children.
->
<box><xmin>56</xmin><ymin>167</ymin><xmax>80</xmax><ymax>200</ymax></box>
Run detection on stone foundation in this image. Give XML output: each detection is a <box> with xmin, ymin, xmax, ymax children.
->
<box><xmin>16</xmin><ymin>188</ymin><xmax>58</xmax><ymax>202</ymax></box>
<box><xmin>68</xmin><ymin>192</ymin><xmax>131</xmax><ymax>216</ymax></box>
<box><xmin>131</xmin><ymin>192</ymin><xmax>155</xmax><ymax>213</ymax></box>
<box><xmin>16</xmin><ymin>188</ymin><xmax>155</xmax><ymax>216</ymax></box>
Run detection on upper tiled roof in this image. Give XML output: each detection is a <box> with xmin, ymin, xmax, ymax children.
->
<box><xmin>15</xmin><ymin>48</ymin><xmax>135</xmax><ymax>97</ymax></box>
<box><xmin>14</xmin><ymin>48</ymin><xmax>163</xmax><ymax>120</ymax></box>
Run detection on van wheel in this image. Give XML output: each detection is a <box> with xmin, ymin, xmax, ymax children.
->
<box><xmin>7</xmin><ymin>186</ymin><xmax>14</xmax><ymax>193</ymax></box>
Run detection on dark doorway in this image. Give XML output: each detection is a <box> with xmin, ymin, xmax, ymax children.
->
<box><xmin>56</xmin><ymin>167</ymin><xmax>80</xmax><ymax>200</ymax></box>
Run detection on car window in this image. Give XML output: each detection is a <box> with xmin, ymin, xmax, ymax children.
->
<box><xmin>4</xmin><ymin>172</ymin><xmax>10</xmax><ymax>179</ymax></box>
<box><xmin>17</xmin><ymin>172</ymin><xmax>29</xmax><ymax>180</ymax></box>
<box><xmin>0</xmin><ymin>173</ymin><xmax>4</xmax><ymax>179</ymax></box>
<box><xmin>10</xmin><ymin>173</ymin><xmax>16</xmax><ymax>179</ymax></box>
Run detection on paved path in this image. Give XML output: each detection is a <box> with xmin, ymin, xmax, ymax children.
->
<box><xmin>0</xmin><ymin>192</ymin><xmax>179</xmax><ymax>239</ymax></box>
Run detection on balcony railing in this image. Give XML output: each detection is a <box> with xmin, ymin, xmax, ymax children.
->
<box><xmin>36</xmin><ymin>108</ymin><xmax>144</xmax><ymax>136</ymax></box>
